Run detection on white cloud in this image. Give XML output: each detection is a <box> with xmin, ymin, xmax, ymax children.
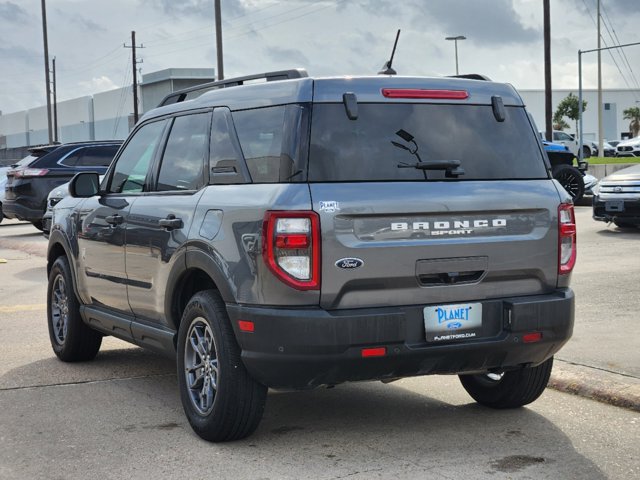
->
<box><xmin>77</xmin><ymin>76</ymin><xmax>118</xmax><ymax>94</ymax></box>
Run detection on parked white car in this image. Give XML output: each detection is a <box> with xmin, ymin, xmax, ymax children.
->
<box><xmin>615</xmin><ymin>136</ymin><xmax>640</xmax><ymax>158</ymax></box>
<box><xmin>546</xmin><ymin>130</ymin><xmax>594</xmax><ymax>158</ymax></box>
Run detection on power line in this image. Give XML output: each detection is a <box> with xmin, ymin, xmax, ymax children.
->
<box><xmin>581</xmin><ymin>0</ymin><xmax>639</xmax><ymax>101</ymax></box>
<box><xmin>600</xmin><ymin>1</ymin><xmax>640</xmax><ymax>90</ymax></box>
<box><xmin>143</xmin><ymin>2</ymin><xmax>333</xmax><ymax>60</ymax></box>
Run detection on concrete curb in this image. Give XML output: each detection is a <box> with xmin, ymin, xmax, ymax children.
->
<box><xmin>549</xmin><ymin>359</ymin><xmax>640</xmax><ymax>412</ymax></box>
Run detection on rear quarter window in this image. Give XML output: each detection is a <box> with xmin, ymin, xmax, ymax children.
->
<box><xmin>308</xmin><ymin>103</ymin><xmax>548</xmax><ymax>182</ymax></box>
<box><xmin>232</xmin><ymin>104</ymin><xmax>308</xmax><ymax>183</ymax></box>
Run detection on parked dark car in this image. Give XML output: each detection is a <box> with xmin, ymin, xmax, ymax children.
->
<box><xmin>3</xmin><ymin>141</ymin><xmax>121</xmax><ymax>229</ymax></box>
<box><xmin>593</xmin><ymin>164</ymin><xmax>640</xmax><ymax>227</ymax></box>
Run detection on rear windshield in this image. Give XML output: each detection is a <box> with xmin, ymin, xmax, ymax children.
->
<box><xmin>308</xmin><ymin>103</ymin><xmax>547</xmax><ymax>182</ymax></box>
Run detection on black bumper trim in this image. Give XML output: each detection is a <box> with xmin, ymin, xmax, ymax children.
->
<box><xmin>227</xmin><ymin>290</ymin><xmax>574</xmax><ymax>389</ymax></box>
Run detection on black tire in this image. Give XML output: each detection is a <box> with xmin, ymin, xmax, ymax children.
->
<box><xmin>552</xmin><ymin>164</ymin><xmax>585</xmax><ymax>202</ymax></box>
<box><xmin>47</xmin><ymin>256</ymin><xmax>102</xmax><ymax>362</ymax></box>
<box><xmin>32</xmin><ymin>220</ymin><xmax>44</xmax><ymax>231</ymax></box>
<box><xmin>582</xmin><ymin>145</ymin><xmax>592</xmax><ymax>158</ymax></box>
<box><xmin>459</xmin><ymin>357</ymin><xmax>553</xmax><ymax>409</ymax></box>
<box><xmin>614</xmin><ymin>220</ymin><xmax>638</xmax><ymax>229</ymax></box>
<box><xmin>177</xmin><ymin>290</ymin><xmax>267</xmax><ymax>442</ymax></box>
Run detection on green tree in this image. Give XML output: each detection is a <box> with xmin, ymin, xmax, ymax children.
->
<box><xmin>553</xmin><ymin>93</ymin><xmax>587</xmax><ymax>138</ymax></box>
<box><xmin>552</xmin><ymin>117</ymin><xmax>570</xmax><ymax>131</ymax></box>
<box><xmin>623</xmin><ymin>106</ymin><xmax>640</xmax><ymax>138</ymax></box>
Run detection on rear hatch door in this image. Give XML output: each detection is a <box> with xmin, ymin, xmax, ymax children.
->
<box><xmin>307</xmin><ymin>92</ymin><xmax>560</xmax><ymax>310</ymax></box>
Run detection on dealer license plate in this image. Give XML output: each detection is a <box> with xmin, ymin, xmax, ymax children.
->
<box><xmin>424</xmin><ymin>303</ymin><xmax>482</xmax><ymax>342</ymax></box>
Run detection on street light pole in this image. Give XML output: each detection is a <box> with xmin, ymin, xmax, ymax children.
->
<box><xmin>445</xmin><ymin>36</ymin><xmax>466</xmax><ymax>75</ymax></box>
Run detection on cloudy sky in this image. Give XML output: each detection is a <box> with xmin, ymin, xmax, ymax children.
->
<box><xmin>0</xmin><ymin>0</ymin><xmax>639</xmax><ymax>114</ymax></box>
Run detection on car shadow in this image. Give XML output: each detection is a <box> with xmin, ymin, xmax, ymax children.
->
<box><xmin>0</xmin><ymin>351</ymin><xmax>609</xmax><ymax>479</ymax></box>
<box><xmin>595</xmin><ymin>224</ymin><xmax>640</xmax><ymax>236</ymax></box>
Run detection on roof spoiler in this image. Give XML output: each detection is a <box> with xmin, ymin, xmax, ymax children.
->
<box><xmin>157</xmin><ymin>68</ymin><xmax>309</xmax><ymax>107</ymax></box>
<box><xmin>447</xmin><ymin>74</ymin><xmax>491</xmax><ymax>81</ymax></box>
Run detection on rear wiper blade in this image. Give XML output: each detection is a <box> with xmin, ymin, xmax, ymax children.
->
<box><xmin>397</xmin><ymin>159</ymin><xmax>465</xmax><ymax>178</ymax></box>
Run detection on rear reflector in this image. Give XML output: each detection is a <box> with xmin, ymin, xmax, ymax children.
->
<box><xmin>361</xmin><ymin>347</ymin><xmax>386</xmax><ymax>358</ymax></box>
<box><xmin>381</xmin><ymin>88</ymin><xmax>469</xmax><ymax>100</ymax></box>
<box><xmin>522</xmin><ymin>332</ymin><xmax>542</xmax><ymax>343</ymax></box>
<box><xmin>238</xmin><ymin>320</ymin><xmax>255</xmax><ymax>333</ymax></box>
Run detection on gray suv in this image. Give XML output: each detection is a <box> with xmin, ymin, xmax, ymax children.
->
<box><xmin>46</xmin><ymin>69</ymin><xmax>576</xmax><ymax>442</ymax></box>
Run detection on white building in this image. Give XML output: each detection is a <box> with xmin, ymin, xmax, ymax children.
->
<box><xmin>518</xmin><ymin>88</ymin><xmax>640</xmax><ymax>141</ymax></box>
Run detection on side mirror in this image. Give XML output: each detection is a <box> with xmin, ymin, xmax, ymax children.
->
<box><xmin>69</xmin><ymin>172</ymin><xmax>100</xmax><ymax>198</ymax></box>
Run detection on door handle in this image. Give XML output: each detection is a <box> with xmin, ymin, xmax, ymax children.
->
<box><xmin>159</xmin><ymin>215</ymin><xmax>183</xmax><ymax>230</ymax></box>
<box><xmin>105</xmin><ymin>214</ymin><xmax>123</xmax><ymax>225</ymax></box>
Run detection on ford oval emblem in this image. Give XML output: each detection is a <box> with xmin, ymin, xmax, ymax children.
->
<box><xmin>335</xmin><ymin>258</ymin><xmax>364</xmax><ymax>269</ymax></box>
<box><xmin>447</xmin><ymin>322</ymin><xmax>463</xmax><ymax>330</ymax></box>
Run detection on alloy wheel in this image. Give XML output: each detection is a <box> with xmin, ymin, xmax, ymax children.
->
<box><xmin>184</xmin><ymin>317</ymin><xmax>219</xmax><ymax>415</ymax></box>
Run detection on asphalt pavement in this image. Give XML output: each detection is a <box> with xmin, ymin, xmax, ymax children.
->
<box><xmin>0</xmin><ymin>208</ymin><xmax>639</xmax><ymax>479</ymax></box>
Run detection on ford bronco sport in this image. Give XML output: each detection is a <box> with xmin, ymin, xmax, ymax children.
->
<box><xmin>46</xmin><ymin>69</ymin><xmax>576</xmax><ymax>442</ymax></box>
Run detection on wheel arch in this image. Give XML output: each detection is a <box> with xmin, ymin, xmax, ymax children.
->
<box><xmin>166</xmin><ymin>248</ymin><xmax>236</xmax><ymax>335</ymax></box>
<box><xmin>47</xmin><ymin>230</ymin><xmax>82</xmax><ymax>301</ymax></box>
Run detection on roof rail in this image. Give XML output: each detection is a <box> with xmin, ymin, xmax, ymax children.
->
<box><xmin>447</xmin><ymin>73</ymin><xmax>492</xmax><ymax>81</ymax></box>
<box><xmin>157</xmin><ymin>68</ymin><xmax>309</xmax><ymax>107</ymax></box>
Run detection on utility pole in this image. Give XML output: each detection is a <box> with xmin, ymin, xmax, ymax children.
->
<box><xmin>40</xmin><ymin>0</ymin><xmax>53</xmax><ymax>144</ymax></box>
<box><xmin>543</xmin><ymin>0</ymin><xmax>553</xmax><ymax>142</ymax></box>
<box><xmin>52</xmin><ymin>57</ymin><xmax>58</xmax><ymax>142</ymax></box>
<box><xmin>215</xmin><ymin>0</ymin><xmax>224</xmax><ymax>80</ymax></box>
<box><xmin>124</xmin><ymin>31</ymin><xmax>144</xmax><ymax>124</ymax></box>
<box><xmin>597</xmin><ymin>0</ymin><xmax>604</xmax><ymax>156</ymax></box>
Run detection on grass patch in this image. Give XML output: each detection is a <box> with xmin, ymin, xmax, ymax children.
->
<box><xmin>586</xmin><ymin>156</ymin><xmax>640</xmax><ymax>164</ymax></box>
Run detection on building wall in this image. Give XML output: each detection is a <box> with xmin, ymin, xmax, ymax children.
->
<box><xmin>0</xmin><ymin>111</ymin><xmax>28</xmax><ymax>148</ymax></box>
<box><xmin>519</xmin><ymin>89</ymin><xmax>640</xmax><ymax>141</ymax></box>
<box><xmin>1</xmin><ymin>69</ymin><xmax>216</xmax><ymax>150</ymax></box>
<box><xmin>93</xmin><ymin>87</ymin><xmax>134</xmax><ymax>140</ymax></box>
<box><xmin>26</xmin><ymin>105</ymin><xmax>50</xmax><ymax>146</ymax></box>
<box><xmin>56</xmin><ymin>96</ymin><xmax>94</xmax><ymax>143</ymax></box>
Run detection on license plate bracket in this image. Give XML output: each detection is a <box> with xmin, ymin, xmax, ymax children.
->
<box><xmin>424</xmin><ymin>303</ymin><xmax>482</xmax><ymax>342</ymax></box>
<box><xmin>605</xmin><ymin>200</ymin><xmax>625</xmax><ymax>212</ymax></box>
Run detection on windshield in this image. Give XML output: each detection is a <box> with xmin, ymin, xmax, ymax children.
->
<box><xmin>308</xmin><ymin>103</ymin><xmax>548</xmax><ymax>182</ymax></box>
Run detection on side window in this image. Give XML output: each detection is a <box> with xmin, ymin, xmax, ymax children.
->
<box><xmin>156</xmin><ymin>112</ymin><xmax>209</xmax><ymax>191</ymax></box>
<box><xmin>209</xmin><ymin>107</ymin><xmax>248</xmax><ymax>184</ymax></box>
<box><xmin>58</xmin><ymin>148</ymin><xmax>86</xmax><ymax>167</ymax></box>
<box><xmin>233</xmin><ymin>106</ymin><xmax>285</xmax><ymax>182</ymax></box>
<box><xmin>232</xmin><ymin>105</ymin><xmax>307</xmax><ymax>183</ymax></box>
<box><xmin>109</xmin><ymin>120</ymin><xmax>166</xmax><ymax>194</ymax></box>
<box><xmin>76</xmin><ymin>146</ymin><xmax>120</xmax><ymax>168</ymax></box>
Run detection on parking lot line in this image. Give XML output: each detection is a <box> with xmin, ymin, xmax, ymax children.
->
<box><xmin>0</xmin><ymin>304</ymin><xmax>46</xmax><ymax>313</ymax></box>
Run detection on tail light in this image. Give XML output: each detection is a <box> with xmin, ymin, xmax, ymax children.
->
<box><xmin>558</xmin><ymin>204</ymin><xmax>577</xmax><ymax>274</ymax></box>
<box><xmin>263</xmin><ymin>211</ymin><xmax>320</xmax><ymax>290</ymax></box>
<box><xmin>14</xmin><ymin>168</ymin><xmax>49</xmax><ymax>178</ymax></box>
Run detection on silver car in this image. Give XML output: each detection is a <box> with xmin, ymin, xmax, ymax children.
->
<box><xmin>593</xmin><ymin>164</ymin><xmax>640</xmax><ymax>227</ymax></box>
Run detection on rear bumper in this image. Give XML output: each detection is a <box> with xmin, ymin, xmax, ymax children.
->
<box><xmin>1</xmin><ymin>200</ymin><xmax>43</xmax><ymax>222</ymax></box>
<box><xmin>227</xmin><ymin>289</ymin><xmax>574</xmax><ymax>389</ymax></box>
